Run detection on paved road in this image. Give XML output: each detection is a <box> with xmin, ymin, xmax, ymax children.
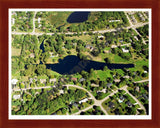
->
<box><xmin>134</xmin><ymin>79</ymin><xmax>149</xmax><ymax>83</ymax></box>
<box><xmin>122</xmin><ymin>86</ymin><xmax>147</xmax><ymax>114</ymax></box>
<box><xmin>125</xmin><ymin>12</ymin><xmax>133</xmax><ymax>27</ymax></box>
<box><xmin>133</xmin><ymin>28</ymin><xmax>146</xmax><ymax>44</ymax></box>
<box><xmin>73</xmin><ymin>105</ymin><xmax>94</xmax><ymax>115</ymax></box>
<box><xmin>12</xmin><ymin>80</ymin><xmax>148</xmax><ymax>115</ymax></box>
<box><xmin>31</xmin><ymin>11</ymin><xmax>37</xmax><ymax>34</ymax></box>
<box><xmin>124</xmin><ymin>12</ymin><xmax>147</xmax><ymax>45</ymax></box>
<box><xmin>11</xmin><ymin>22</ymin><xmax>148</xmax><ymax>36</ymax></box>
<box><xmin>69</xmin><ymin>85</ymin><xmax>128</xmax><ymax>115</ymax></box>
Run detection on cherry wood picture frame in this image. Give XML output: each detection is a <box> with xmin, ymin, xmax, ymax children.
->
<box><xmin>0</xmin><ymin>0</ymin><xmax>160</xmax><ymax>128</ymax></box>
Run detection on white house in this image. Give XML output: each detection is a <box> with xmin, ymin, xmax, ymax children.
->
<box><xmin>97</xmin><ymin>89</ymin><xmax>106</xmax><ymax>93</ymax></box>
<box><xmin>109</xmin><ymin>20</ymin><xmax>120</xmax><ymax>22</ymax></box>
<box><xmin>122</xmin><ymin>48</ymin><xmax>129</xmax><ymax>53</ymax></box>
<box><xmin>11</xmin><ymin>79</ymin><xmax>18</xmax><ymax>85</ymax></box>
<box><xmin>79</xmin><ymin>98</ymin><xmax>88</xmax><ymax>104</ymax></box>
<box><xmin>59</xmin><ymin>90</ymin><xmax>64</xmax><ymax>94</ymax></box>
<box><xmin>98</xmin><ymin>35</ymin><xmax>104</xmax><ymax>39</ymax></box>
<box><xmin>13</xmin><ymin>95</ymin><xmax>21</xmax><ymax>100</ymax></box>
<box><xmin>49</xmin><ymin>78</ymin><xmax>56</xmax><ymax>83</ymax></box>
<box><xmin>144</xmin><ymin>71</ymin><xmax>148</xmax><ymax>73</ymax></box>
<box><xmin>40</xmin><ymin>79</ymin><xmax>46</xmax><ymax>84</ymax></box>
<box><xmin>38</xmin><ymin>17</ymin><xmax>41</xmax><ymax>23</ymax></box>
<box><xmin>11</xmin><ymin>18</ymin><xmax>15</xmax><ymax>25</ymax></box>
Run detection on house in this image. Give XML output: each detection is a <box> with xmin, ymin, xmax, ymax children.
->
<box><xmin>11</xmin><ymin>18</ymin><xmax>15</xmax><ymax>25</ymax></box>
<box><xmin>49</xmin><ymin>52</ymin><xmax>58</xmax><ymax>58</ymax></box>
<box><xmin>109</xmin><ymin>20</ymin><xmax>121</xmax><ymax>23</ymax></box>
<box><xmin>144</xmin><ymin>71</ymin><xmax>148</xmax><ymax>73</ymax></box>
<box><xmin>129</xmin><ymin>38</ymin><xmax>132</xmax><ymax>42</ymax></box>
<box><xmin>49</xmin><ymin>78</ymin><xmax>56</xmax><ymax>83</ymax></box>
<box><xmin>123</xmin><ymin>76</ymin><xmax>130</xmax><ymax>79</ymax></box>
<box><xmin>134</xmin><ymin>36</ymin><xmax>139</xmax><ymax>41</ymax></box>
<box><xmin>60</xmin><ymin>78</ymin><xmax>64</xmax><ymax>82</ymax></box>
<box><xmin>142</xmin><ymin>94</ymin><xmax>148</xmax><ymax>100</ymax></box>
<box><xmin>138</xmin><ymin>13</ymin><xmax>145</xmax><ymax>21</ymax></box>
<box><xmin>11</xmin><ymin>79</ymin><xmax>18</xmax><ymax>88</ymax></box>
<box><xmin>73</xmin><ymin>103</ymin><xmax>78</xmax><ymax>107</ymax></box>
<box><xmin>114</xmin><ymin>79</ymin><xmax>120</xmax><ymax>83</ymax></box>
<box><xmin>122</xmin><ymin>48</ymin><xmax>129</xmax><ymax>53</ymax></box>
<box><xmin>140</xmin><ymin>17</ymin><xmax>145</xmax><ymax>21</ymax></box>
<box><xmin>79</xmin><ymin>78</ymin><xmax>86</xmax><ymax>83</ymax></box>
<box><xmin>29</xmin><ymin>78</ymin><xmax>33</xmax><ymax>84</ymax></box>
<box><xmin>29</xmin><ymin>77</ymin><xmax>38</xmax><ymax>84</ymax></box>
<box><xmin>105</xmin><ymin>42</ymin><xmax>109</xmax><ymax>46</ymax></box>
<box><xmin>40</xmin><ymin>79</ymin><xmax>46</xmax><ymax>84</ymax></box>
<box><xmin>126</xmin><ymin>101</ymin><xmax>132</xmax><ymax>107</ymax></box>
<box><xmin>29</xmin><ymin>53</ymin><xmax>35</xmax><ymax>58</ymax></box>
<box><xmin>135</xmin><ymin>86</ymin><xmax>140</xmax><ymax>92</ymax></box>
<box><xmin>106</xmin><ymin>83</ymin><xmax>112</xmax><ymax>88</ymax></box>
<box><xmin>98</xmin><ymin>35</ymin><xmax>104</xmax><ymax>40</ymax></box>
<box><xmin>59</xmin><ymin>90</ymin><xmax>64</xmax><ymax>94</ymax></box>
<box><xmin>119</xmin><ymin>40</ymin><xmax>123</xmax><ymax>43</ymax></box>
<box><xmin>114</xmin><ymin>109</ymin><xmax>120</xmax><ymax>115</ymax></box>
<box><xmin>38</xmin><ymin>17</ymin><xmax>41</xmax><ymax>23</ymax></box>
<box><xmin>109</xmin><ymin>102</ymin><xmax>115</xmax><ymax>108</ymax></box>
<box><xmin>38</xmin><ymin>24</ymin><xmax>41</xmax><ymax>28</ymax></box>
<box><xmin>13</xmin><ymin>94</ymin><xmax>21</xmax><ymax>100</ymax></box>
<box><xmin>118</xmin><ymin>95</ymin><xmax>125</xmax><ymax>103</ymax></box>
<box><xmin>91</xmin><ymin>83</ymin><xmax>99</xmax><ymax>87</ymax></box>
<box><xmin>103</xmin><ymin>50</ymin><xmax>110</xmax><ymax>54</ymax></box>
<box><xmin>85</xmin><ymin>44</ymin><xmax>94</xmax><ymax>51</ymax></box>
<box><xmin>11</xmin><ymin>79</ymin><xmax>18</xmax><ymax>85</ymax></box>
<box><xmin>79</xmin><ymin>98</ymin><xmax>88</xmax><ymax>104</ymax></box>
<box><xmin>131</xmin><ymin>15</ymin><xmax>137</xmax><ymax>23</ymax></box>
<box><xmin>145</xmin><ymin>12</ymin><xmax>149</xmax><ymax>17</ymax></box>
<box><xmin>111</xmin><ymin>45</ymin><xmax>117</xmax><ymax>48</ymax></box>
<box><xmin>97</xmin><ymin>89</ymin><xmax>106</xmax><ymax>94</ymax></box>
<box><xmin>71</xmin><ymin>77</ymin><xmax>77</xmax><ymax>82</ymax></box>
<box><xmin>120</xmin><ymin>95</ymin><xmax>125</xmax><ymax>100</ymax></box>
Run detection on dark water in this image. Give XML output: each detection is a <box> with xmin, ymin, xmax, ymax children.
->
<box><xmin>46</xmin><ymin>55</ymin><xmax>134</xmax><ymax>75</ymax></box>
<box><xmin>40</xmin><ymin>37</ymin><xmax>134</xmax><ymax>75</ymax></box>
<box><xmin>67</xmin><ymin>12</ymin><xmax>90</xmax><ymax>23</ymax></box>
<box><xmin>40</xmin><ymin>40</ymin><xmax>45</xmax><ymax>53</ymax></box>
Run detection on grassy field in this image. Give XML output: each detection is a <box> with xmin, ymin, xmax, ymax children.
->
<box><xmin>12</xmin><ymin>47</ymin><xmax>21</xmax><ymax>56</ymax></box>
<box><xmin>65</xmin><ymin>35</ymin><xmax>92</xmax><ymax>42</ymax></box>
<box><xmin>49</xmin><ymin>12</ymin><xmax>72</xmax><ymax>26</ymax></box>
<box><xmin>91</xmin><ymin>70</ymin><xmax>112</xmax><ymax>81</ymax></box>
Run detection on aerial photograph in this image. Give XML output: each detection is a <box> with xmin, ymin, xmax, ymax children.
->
<box><xmin>10</xmin><ymin>9</ymin><xmax>150</xmax><ymax>118</ymax></box>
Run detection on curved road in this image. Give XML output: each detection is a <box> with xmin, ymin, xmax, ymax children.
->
<box><xmin>122</xmin><ymin>86</ymin><xmax>147</xmax><ymax>114</ymax></box>
<box><xmin>12</xmin><ymin>81</ymin><xmax>148</xmax><ymax>115</ymax></box>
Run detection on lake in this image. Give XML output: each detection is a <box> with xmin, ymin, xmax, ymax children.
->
<box><xmin>46</xmin><ymin>55</ymin><xmax>134</xmax><ymax>75</ymax></box>
<box><xmin>40</xmin><ymin>37</ymin><xmax>134</xmax><ymax>75</ymax></box>
<box><xmin>67</xmin><ymin>12</ymin><xmax>90</xmax><ymax>23</ymax></box>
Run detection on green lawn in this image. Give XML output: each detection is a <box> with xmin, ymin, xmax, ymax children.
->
<box><xmin>125</xmin><ymin>93</ymin><xmax>137</xmax><ymax>104</ymax></box>
<box><xmin>12</xmin><ymin>47</ymin><xmax>21</xmax><ymax>56</ymax></box>
<box><xmin>49</xmin><ymin>12</ymin><xmax>72</xmax><ymax>26</ymax></box>
<box><xmin>91</xmin><ymin>70</ymin><xmax>112</xmax><ymax>81</ymax></box>
<box><xmin>65</xmin><ymin>35</ymin><xmax>92</xmax><ymax>42</ymax></box>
